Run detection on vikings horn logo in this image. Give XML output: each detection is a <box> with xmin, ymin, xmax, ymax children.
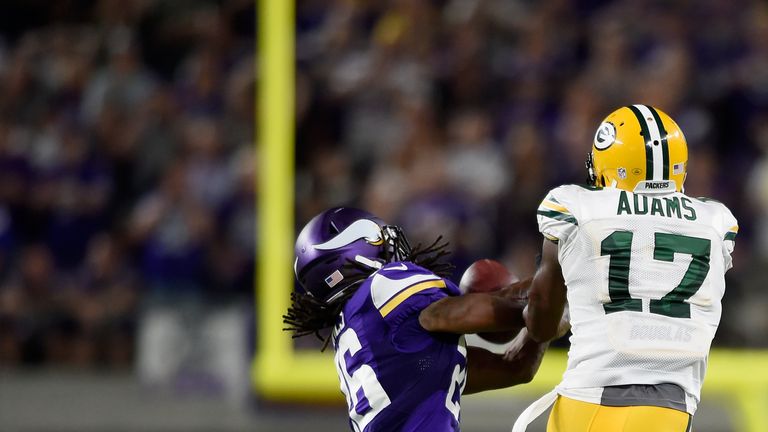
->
<box><xmin>313</xmin><ymin>219</ymin><xmax>383</xmax><ymax>250</ymax></box>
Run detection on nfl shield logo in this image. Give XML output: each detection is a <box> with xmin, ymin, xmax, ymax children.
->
<box><xmin>618</xmin><ymin>167</ymin><xmax>627</xmax><ymax>179</ymax></box>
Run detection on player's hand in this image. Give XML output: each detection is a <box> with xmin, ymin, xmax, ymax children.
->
<box><xmin>503</xmin><ymin>328</ymin><xmax>526</xmax><ymax>361</ymax></box>
<box><xmin>495</xmin><ymin>277</ymin><xmax>531</xmax><ymax>301</ymax></box>
<box><xmin>502</xmin><ymin>327</ymin><xmax>538</xmax><ymax>361</ymax></box>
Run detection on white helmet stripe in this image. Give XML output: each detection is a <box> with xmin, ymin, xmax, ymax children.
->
<box><xmin>313</xmin><ymin>219</ymin><xmax>382</xmax><ymax>250</ymax></box>
<box><xmin>633</xmin><ymin>104</ymin><xmax>664</xmax><ymax>181</ymax></box>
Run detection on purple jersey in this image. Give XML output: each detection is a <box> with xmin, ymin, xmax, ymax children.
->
<box><xmin>331</xmin><ymin>262</ymin><xmax>467</xmax><ymax>432</ymax></box>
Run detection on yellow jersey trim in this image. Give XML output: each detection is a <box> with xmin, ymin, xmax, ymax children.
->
<box><xmin>540</xmin><ymin>200</ymin><xmax>571</xmax><ymax>214</ymax></box>
<box><xmin>379</xmin><ymin>279</ymin><xmax>446</xmax><ymax>317</ymax></box>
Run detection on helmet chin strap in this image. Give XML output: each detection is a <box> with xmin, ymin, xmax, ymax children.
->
<box><xmin>325</xmin><ymin>282</ymin><xmax>363</xmax><ymax>304</ymax></box>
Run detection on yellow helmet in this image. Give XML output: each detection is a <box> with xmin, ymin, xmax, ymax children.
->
<box><xmin>586</xmin><ymin>104</ymin><xmax>688</xmax><ymax>194</ymax></box>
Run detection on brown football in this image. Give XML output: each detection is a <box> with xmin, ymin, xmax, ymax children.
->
<box><xmin>459</xmin><ymin>259</ymin><xmax>523</xmax><ymax>343</ymax></box>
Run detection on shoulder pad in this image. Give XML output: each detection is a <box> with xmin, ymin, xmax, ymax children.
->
<box><xmin>370</xmin><ymin>263</ymin><xmax>446</xmax><ymax>317</ymax></box>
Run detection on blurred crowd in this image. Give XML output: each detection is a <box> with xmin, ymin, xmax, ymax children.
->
<box><xmin>0</xmin><ymin>0</ymin><xmax>766</xmax><ymax>370</ymax></box>
<box><xmin>0</xmin><ymin>0</ymin><xmax>254</xmax><ymax>368</ymax></box>
<box><xmin>296</xmin><ymin>0</ymin><xmax>768</xmax><ymax>346</ymax></box>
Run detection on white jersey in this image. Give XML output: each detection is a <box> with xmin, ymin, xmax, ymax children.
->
<box><xmin>537</xmin><ymin>184</ymin><xmax>737</xmax><ymax>414</ymax></box>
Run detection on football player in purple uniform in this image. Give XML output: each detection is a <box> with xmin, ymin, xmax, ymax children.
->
<box><xmin>284</xmin><ymin>207</ymin><xmax>554</xmax><ymax>432</ymax></box>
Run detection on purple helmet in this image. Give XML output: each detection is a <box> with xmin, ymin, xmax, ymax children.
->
<box><xmin>294</xmin><ymin>207</ymin><xmax>409</xmax><ymax>304</ymax></box>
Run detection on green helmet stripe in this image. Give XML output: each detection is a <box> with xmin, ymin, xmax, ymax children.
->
<box><xmin>647</xmin><ymin>105</ymin><xmax>670</xmax><ymax>180</ymax></box>
<box><xmin>627</xmin><ymin>105</ymin><xmax>653</xmax><ymax>180</ymax></box>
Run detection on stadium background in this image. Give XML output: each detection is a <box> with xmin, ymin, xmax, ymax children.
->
<box><xmin>0</xmin><ymin>0</ymin><xmax>766</xmax><ymax>431</ymax></box>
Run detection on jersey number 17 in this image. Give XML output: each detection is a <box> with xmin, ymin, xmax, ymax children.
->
<box><xmin>601</xmin><ymin>231</ymin><xmax>710</xmax><ymax>318</ymax></box>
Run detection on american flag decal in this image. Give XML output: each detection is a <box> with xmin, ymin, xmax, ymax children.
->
<box><xmin>325</xmin><ymin>270</ymin><xmax>344</xmax><ymax>288</ymax></box>
<box><xmin>673</xmin><ymin>162</ymin><xmax>685</xmax><ymax>175</ymax></box>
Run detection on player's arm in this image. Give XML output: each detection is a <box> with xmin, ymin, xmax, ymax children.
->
<box><xmin>418</xmin><ymin>278</ymin><xmax>530</xmax><ymax>334</ymax></box>
<box><xmin>523</xmin><ymin>238</ymin><xmax>568</xmax><ymax>343</ymax></box>
<box><xmin>463</xmin><ymin>328</ymin><xmax>546</xmax><ymax>394</ymax></box>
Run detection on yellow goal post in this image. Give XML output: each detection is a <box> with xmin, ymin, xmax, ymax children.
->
<box><xmin>253</xmin><ymin>1</ymin><xmax>768</xmax><ymax>431</ymax></box>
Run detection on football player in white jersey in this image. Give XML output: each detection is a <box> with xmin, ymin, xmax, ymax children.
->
<box><xmin>514</xmin><ymin>105</ymin><xmax>738</xmax><ymax>432</ymax></box>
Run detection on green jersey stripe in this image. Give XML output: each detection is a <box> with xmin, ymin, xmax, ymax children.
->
<box><xmin>724</xmin><ymin>232</ymin><xmax>737</xmax><ymax>241</ymax></box>
<box><xmin>537</xmin><ymin>209</ymin><xmax>578</xmax><ymax>225</ymax></box>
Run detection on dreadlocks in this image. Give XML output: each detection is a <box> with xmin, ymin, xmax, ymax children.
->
<box><xmin>282</xmin><ymin>233</ymin><xmax>453</xmax><ymax>351</ymax></box>
<box><xmin>409</xmin><ymin>235</ymin><xmax>454</xmax><ymax>278</ymax></box>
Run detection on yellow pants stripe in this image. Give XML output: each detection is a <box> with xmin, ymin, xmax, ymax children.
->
<box><xmin>547</xmin><ymin>396</ymin><xmax>692</xmax><ymax>432</ymax></box>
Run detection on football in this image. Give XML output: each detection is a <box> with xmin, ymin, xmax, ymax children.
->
<box><xmin>459</xmin><ymin>259</ymin><xmax>524</xmax><ymax>343</ymax></box>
